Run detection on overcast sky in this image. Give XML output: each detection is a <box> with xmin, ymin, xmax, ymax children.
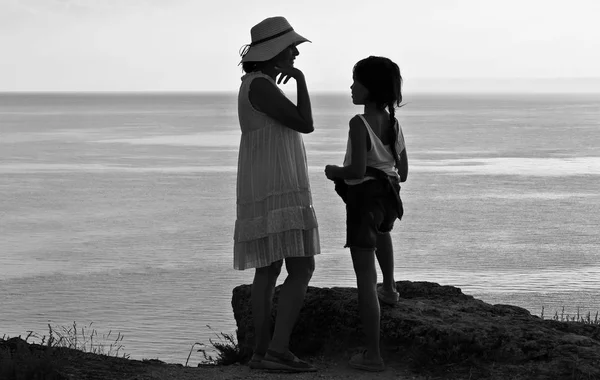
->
<box><xmin>1</xmin><ymin>0</ymin><xmax>599</xmax><ymax>92</ymax></box>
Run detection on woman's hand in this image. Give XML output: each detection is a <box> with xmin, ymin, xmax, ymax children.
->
<box><xmin>275</xmin><ymin>66</ymin><xmax>304</xmax><ymax>85</ymax></box>
<box><xmin>324</xmin><ymin>165</ymin><xmax>339</xmax><ymax>181</ymax></box>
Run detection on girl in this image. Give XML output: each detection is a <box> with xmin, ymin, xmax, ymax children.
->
<box><xmin>324</xmin><ymin>56</ymin><xmax>408</xmax><ymax>372</ymax></box>
<box><xmin>234</xmin><ymin>16</ymin><xmax>320</xmax><ymax>373</ymax></box>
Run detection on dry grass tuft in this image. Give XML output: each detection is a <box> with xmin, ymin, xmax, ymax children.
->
<box><xmin>540</xmin><ymin>307</ymin><xmax>600</xmax><ymax>325</ymax></box>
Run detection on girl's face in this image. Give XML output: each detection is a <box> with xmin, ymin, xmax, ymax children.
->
<box><xmin>351</xmin><ymin>78</ymin><xmax>369</xmax><ymax>105</ymax></box>
<box><xmin>273</xmin><ymin>44</ymin><xmax>299</xmax><ymax>69</ymax></box>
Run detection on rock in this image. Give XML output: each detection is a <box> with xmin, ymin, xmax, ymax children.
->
<box><xmin>0</xmin><ymin>337</ymin><xmax>68</xmax><ymax>380</ymax></box>
<box><xmin>232</xmin><ymin>281</ymin><xmax>600</xmax><ymax>379</ymax></box>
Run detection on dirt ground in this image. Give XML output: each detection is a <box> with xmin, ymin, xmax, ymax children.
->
<box><xmin>135</xmin><ymin>358</ymin><xmax>439</xmax><ymax>380</ymax></box>
<box><xmin>53</xmin><ymin>348</ymin><xmax>449</xmax><ymax>380</ymax></box>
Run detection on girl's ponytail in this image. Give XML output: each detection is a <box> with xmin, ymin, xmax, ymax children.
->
<box><xmin>388</xmin><ymin>102</ymin><xmax>401</xmax><ymax>170</ymax></box>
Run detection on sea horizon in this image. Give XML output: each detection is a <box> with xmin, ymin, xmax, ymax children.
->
<box><xmin>2</xmin><ymin>76</ymin><xmax>600</xmax><ymax>95</ymax></box>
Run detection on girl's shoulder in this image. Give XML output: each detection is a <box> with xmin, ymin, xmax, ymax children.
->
<box><xmin>349</xmin><ymin>114</ymin><xmax>367</xmax><ymax>129</ymax></box>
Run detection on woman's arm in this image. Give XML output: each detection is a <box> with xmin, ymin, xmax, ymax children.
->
<box><xmin>248</xmin><ymin>69</ymin><xmax>313</xmax><ymax>134</ymax></box>
<box><xmin>325</xmin><ymin>116</ymin><xmax>367</xmax><ymax>180</ymax></box>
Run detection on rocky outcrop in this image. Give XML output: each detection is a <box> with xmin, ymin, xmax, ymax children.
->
<box><xmin>232</xmin><ymin>281</ymin><xmax>600</xmax><ymax>379</ymax></box>
<box><xmin>0</xmin><ymin>337</ymin><xmax>68</xmax><ymax>380</ymax></box>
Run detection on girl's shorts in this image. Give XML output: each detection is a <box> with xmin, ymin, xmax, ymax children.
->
<box><xmin>338</xmin><ymin>178</ymin><xmax>403</xmax><ymax>250</ymax></box>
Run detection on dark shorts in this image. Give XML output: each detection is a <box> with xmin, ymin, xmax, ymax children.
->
<box><xmin>335</xmin><ymin>177</ymin><xmax>403</xmax><ymax>250</ymax></box>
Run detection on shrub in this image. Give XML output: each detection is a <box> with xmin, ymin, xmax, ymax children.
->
<box><xmin>186</xmin><ymin>326</ymin><xmax>249</xmax><ymax>367</ymax></box>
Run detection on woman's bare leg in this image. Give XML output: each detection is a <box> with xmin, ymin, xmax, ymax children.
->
<box><xmin>269</xmin><ymin>256</ymin><xmax>315</xmax><ymax>353</ymax></box>
<box><xmin>251</xmin><ymin>260</ymin><xmax>283</xmax><ymax>355</ymax></box>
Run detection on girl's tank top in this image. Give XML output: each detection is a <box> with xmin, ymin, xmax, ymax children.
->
<box><xmin>343</xmin><ymin>114</ymin><xmax>406</xmax><ymax>185</ymax></box>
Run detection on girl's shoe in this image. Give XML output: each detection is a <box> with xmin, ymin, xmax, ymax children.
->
<box><xmin>377</xmin><ymin>285</ymin><xmax>399</xmax><ymax>305</ymax></box>
<box><xmin>348</xmin><ymin>350</ymin><xmax>385</xmax><ymax>372</ymax></box>
<box><xmin>261</xmin><ymin>349</ymin><xmax>317</xmax><ymax>372</ymax></box>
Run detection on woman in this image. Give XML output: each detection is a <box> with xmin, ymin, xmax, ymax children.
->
<box><xmin>234</xmin><ymin>16</ymin><xmax>320</xmax><ymax>372</ymax></box>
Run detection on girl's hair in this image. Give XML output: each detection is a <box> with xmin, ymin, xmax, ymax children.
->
<box><xmin>353</xmin><ymin>56</ymin><xmax>403</xmax><ymax>167</ymax></box>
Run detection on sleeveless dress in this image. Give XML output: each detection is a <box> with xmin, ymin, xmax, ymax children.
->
<box><xmin>234</xmin><ymin>72</ymin><xmax>320</xmax><ymax>270</ymax></box>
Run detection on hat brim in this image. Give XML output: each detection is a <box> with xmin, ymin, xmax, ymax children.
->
<box><xmin>241</xmin><ymin>30</ymin><xmax>310</xmax><ymax>63</ymax></box>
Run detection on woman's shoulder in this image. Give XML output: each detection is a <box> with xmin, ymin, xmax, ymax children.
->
<box><xmin>245</xmin><ymin>73</ymin><xmax>284</xmax><ymax>102</ymax></box>
<box><xmin>241</xmin><ymin>72</ymin><xmax>273</xmax><ymax>95</ymax></box>
<box><xmin>248</xmin><ymin>75</ymin><xmax>276</xmax><ymax>93</ymax></box>
<box><xmin>242</xmin><ymin>71</ymin><xmax>274</xmax><ymax>84</ymax></box>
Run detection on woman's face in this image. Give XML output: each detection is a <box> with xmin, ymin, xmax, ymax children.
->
<box><xmin>273</xmin><ymin>44</ymin><xmax>299</xmax><ymax>69</ymax></box>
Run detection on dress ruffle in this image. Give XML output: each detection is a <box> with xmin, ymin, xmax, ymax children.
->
<box><xmin>234</xmin><ymin>205</ymin><xmax>318</xmax><ymax>242</ymax></box>
<box><xmin>234</xmin><ymin>228</ymin><xmax>320</xmax><ymax>270</ymax></box>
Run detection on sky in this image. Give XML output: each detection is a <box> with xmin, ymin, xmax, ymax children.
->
<box><xmin>1</xmin><ymin>0</ymin><xmax>599</xmax><ymax>93</ymax></box>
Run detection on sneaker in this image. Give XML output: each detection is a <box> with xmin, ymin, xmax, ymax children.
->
<box><xmin>348</xmin><ymin>350</ymin><xmax>385</xmax><ymax>372</ymax></box>
<box><xmin>377</xmin><ymin>285</ymin><xmax>399</xmax><ymax>305</ymax></box>
<box><xmin>261</xmin><ymin>349</ymin><xmax>317</xmax><ymax>372</ymax></box>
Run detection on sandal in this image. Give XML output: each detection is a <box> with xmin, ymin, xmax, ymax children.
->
<box><xmin>377</xmin><ymin>285</ymin><xmax>399</xmax><ymax>306</ymax></box>
<box><xmin>348</xmin><ymin>350</ymin><xmax>385</xmax><ymax>372</ymax></box>
<box><xmin>261</xmin><ymin>349</ymin><xmax>317</xmax><ymax>372</ymax></box>
<box><xmin>248</xmin><ymin>352</ymin><xmax>268</xmax><ymax>369</ymax></box>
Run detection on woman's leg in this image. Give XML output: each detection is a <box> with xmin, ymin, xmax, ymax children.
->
<box><xmin>269</xmin><ymin>255</ymin><xmax>315</xmax><ymax>353</ymax></box>
<box><xmin>375</xmin><ymin>232</ymin><xmax>396</xmax><ymax>293</ymax></box>
<box><xmin>351</xmin><ymin>247</ymin><xmax>381</xmax><ymax>360</ymax></box>
<box><xmin>251</xmin><ymin>260</ymin><xmax>283</xmax><ymax>355</ymax></box>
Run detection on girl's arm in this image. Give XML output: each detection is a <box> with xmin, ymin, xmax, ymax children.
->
<box><xmin>249</xmin><ymin>69</ymin><xmax>314</xmax><ymax>134</ymax></box>
<box><xmin>398</xmin><ymin>148</ymin><xmax>408</xmax><ymax>182</ymax></box>
<box><xmin>325</xmin><ymin>116</ymin><xmax>367</xmax><ymax>180</ymax></box>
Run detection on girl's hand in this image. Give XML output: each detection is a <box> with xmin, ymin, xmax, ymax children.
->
<box><xmin>324</xmin><ymin>165</ymin><xmax>339</xmax><ymax>181</ymax></box>
<box><xmin>275</xmin><ymin>66</ymin><xmax>304</xmax><ymax>85</ymax></box>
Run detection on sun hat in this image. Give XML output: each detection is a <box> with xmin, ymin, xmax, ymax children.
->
<box><xmin>239</xmin><ymin>16</ymin><xmax>310</xmax><ymax>63</ymax></box>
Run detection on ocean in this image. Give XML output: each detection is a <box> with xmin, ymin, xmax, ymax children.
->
<box><xmin>1</xmin><ymin>91</ymin><xmax>599</xmax><ymax>364</ymax></box>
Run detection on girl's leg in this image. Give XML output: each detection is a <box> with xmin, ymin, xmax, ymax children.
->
<box><xmin>251</xmin><ymin>260</ymin><xmax>283</xmax><ymax>355</ymax></box>
<box><xmin>375</xmin><ymin>232</ymin><xmax>396</xmax><ymax>293</ymax></box>
<box><xmin>269</xmin><ymin>256</ymin><xmax>315</xmax><ymax>353</ymax></box>
<box><xmin>351</xmin><ymin>247</ymin><xmax>381</xmax><ymax>360</ymax></box>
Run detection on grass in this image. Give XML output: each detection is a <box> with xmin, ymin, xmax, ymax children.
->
<box><xmin>2</xmin><ymin>321</ymin><xmax>245</xmax><ymax>374</ymax></box>
<box><xmin>185</xmin><ymin>325</ymin><xmax>248</xmax><ymax>367</ymax></box>
<box><xmin>22</xmin><ymin>321</ymin><xmax>129</xmax><ymax>359</ymax></box>
<box><xmin>0</xmin><ymin>322</ymin><xmax>129</xmax><ymax>380</ymax></box>
<box><xmin>540</xmin><ymin>306</ymin><xmax>600</xmax><ymax>325</ymax></box>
